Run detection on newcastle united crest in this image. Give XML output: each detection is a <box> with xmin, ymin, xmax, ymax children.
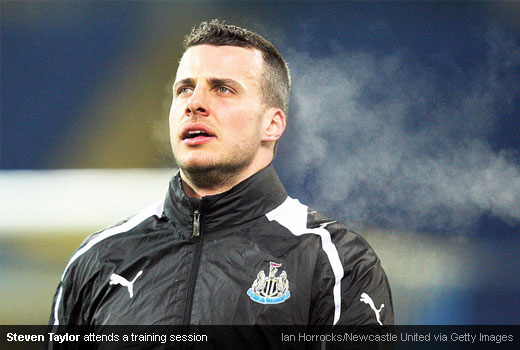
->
<box><xmin>247</xmin><ymin>262</ymin><xmax>290</xmax><ymax>304</ymax></box>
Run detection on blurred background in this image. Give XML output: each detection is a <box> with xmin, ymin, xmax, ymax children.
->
<box><xmin>1</xmin><ymin>1</ymin><xmax>519</xmax><ymax>325</ymax></box>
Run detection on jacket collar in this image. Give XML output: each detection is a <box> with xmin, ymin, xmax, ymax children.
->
<box><xmin>163</xmin><ymin>164</ymin><xmax>287</xmax><ymax>232</ymax></box>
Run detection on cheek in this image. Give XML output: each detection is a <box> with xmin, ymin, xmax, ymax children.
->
<box><xmin>168</xmin><ymin>114</ymin><xmax>175</xmax><ymax>135</ymax></box>
<box><xmin>226</xmin><ymin>114</ymin><xmax>257</xmax><ymax>135</ymax></box>
<box><xmin>233</xmin><ymin>117</ymin><xmax>265</xmax><ymax>141</ymax></box>
<box><xmin>169</xmin><ymin>102</ymin><xmax>179</xmax><ymax>119</ymax></box>
<box><xmin>168</xmin><ymin>104</ymin><xmax>183</xmax><ymax>130</ymax></box>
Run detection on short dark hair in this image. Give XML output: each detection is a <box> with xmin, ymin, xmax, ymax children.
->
<box><xmin>183</xmin><ymin>19</ymin><xmax>291</xmax><ymax>115</ymax></box>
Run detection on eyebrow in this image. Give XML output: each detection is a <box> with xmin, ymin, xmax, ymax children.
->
<box><xmin>208</xmin><ymin>78</ymin><xmax>242</xmax><ymax>91</ymax></box>
<box><xmin>173</xmin><ymin>77</ymin><xmax>243</xmax><ymax>92</ymax></box>
<box><xmin>173</xmin><ymin>78</ymin><xmax>195</xmax><ymax>92</ymax></box>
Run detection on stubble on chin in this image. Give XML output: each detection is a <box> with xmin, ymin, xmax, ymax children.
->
<box><xmin>175</xmin><ymin>153</ymin><xmax>255</xmax><ymax>191</ymax></box>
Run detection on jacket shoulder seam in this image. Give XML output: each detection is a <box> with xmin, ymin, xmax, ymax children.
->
<box><xmin>59</xmin><ymin>200</ymin><xmax>164</xmax><ymax>281</ymax></box>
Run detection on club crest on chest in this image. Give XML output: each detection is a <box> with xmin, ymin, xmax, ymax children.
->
<box><xmin>247</xmin><ymin>262</ymin><xmax>290</xmax><ymax>304</ymax></box>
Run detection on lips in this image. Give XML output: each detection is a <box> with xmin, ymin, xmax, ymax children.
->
<box><xmin>180</xmin><ymin>124</ymin><xmax>216</xmax><ymax>145</ymax></box>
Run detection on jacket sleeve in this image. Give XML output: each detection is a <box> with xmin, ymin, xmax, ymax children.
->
<box><xmin>48</xmin><ymin>232</ymin><xmax>102</xmax><ymax>326</ymax></box>
<box><xmin>310</xmin><ymin>224</ymin><xmax>394</xmax><ymax>326</ymax></box>
<box><xmin>48</xmin><ymin>259</ymin><xmax>88</xmax><ymax>326</ymax></box>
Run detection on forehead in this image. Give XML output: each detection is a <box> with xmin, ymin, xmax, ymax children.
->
<box><xmin>176</xmin><ymin>45</ymin><xmax>264</xmax><ymax>83</ymax></box>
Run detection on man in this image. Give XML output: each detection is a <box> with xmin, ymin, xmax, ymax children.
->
<box><xmin>49</xmin><ymin>20</ymin><xmax>393</xmax><ymax>327</ymax></box>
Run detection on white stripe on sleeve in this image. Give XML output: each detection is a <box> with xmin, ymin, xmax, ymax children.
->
<box><xmin>266</xmin><ymin>197</ymin><xmax>344</xmax><ymax>325</ymax></box>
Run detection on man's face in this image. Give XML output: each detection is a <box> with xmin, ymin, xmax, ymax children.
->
<box><xmin>169</xmin><ymin>45</ymin><xmax>270</xmax><ymax>177</ymax></box>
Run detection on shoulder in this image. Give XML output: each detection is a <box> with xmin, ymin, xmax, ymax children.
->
<box><xmin>308</xmin><ymin>209</ymin><xmax>383</xmax><ymax>273</ymax></box>
<box><xmin>267</xmin><ymin>196</ymin><xmax>374</xmax><ymax>250</ymax></box>
<box><xmin>266</xmin><ymin>197</ymin><xmax>379</xmax><ymax>265</ymax></box>
<box><xmin>312</xmin><ymin>209</ymin><xmax>377</xmax><ymax>249</ymax></box>
<box><xmin>62</xmin><ymin>201</ymin><xmax>164</xmax><ymax>279</ymax></box>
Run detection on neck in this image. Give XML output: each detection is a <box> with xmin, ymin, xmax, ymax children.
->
<box><xmin>180</xmin><ymin>170</ymin><xmax>240</xmax><ymax>199</ymax></box>
<box><xmin>180</xmin><ymin>159</ymin><xmax>272</xmax><ymax>199</ymax></box>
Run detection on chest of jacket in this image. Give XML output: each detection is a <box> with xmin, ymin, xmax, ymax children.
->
<box><xmin>82</xmin><ymin>218</ymin><xmax>326</xmax><ymax>325</ymax></box>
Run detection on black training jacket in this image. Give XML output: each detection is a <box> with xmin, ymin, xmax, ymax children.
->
<box><xmin>49</xmin><ymin>165</ymin><xmax>394</xmax><ymax>326</ymax></box>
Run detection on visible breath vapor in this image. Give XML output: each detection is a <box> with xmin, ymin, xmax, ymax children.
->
<box><xmin>282</xmin><ymin>27</ymin><xmax>520</xmax><ymax>235</ymax></box>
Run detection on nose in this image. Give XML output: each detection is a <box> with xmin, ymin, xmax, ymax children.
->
<box><xmin>185</xmin><ymin>86</ymin><xmax>209</xmax><ymax>117</ymax></box>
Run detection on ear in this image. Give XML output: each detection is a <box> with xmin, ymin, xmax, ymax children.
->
<box><xmin>261</xmin><ymin>108</ymin><xmax>286</xmax><ymax>142</ymax></box>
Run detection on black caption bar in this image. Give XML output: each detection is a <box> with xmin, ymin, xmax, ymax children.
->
<box><xmin>1</xmin><ymin>325</ymin><xmax>519</xmax><ymax>350</ymax></box>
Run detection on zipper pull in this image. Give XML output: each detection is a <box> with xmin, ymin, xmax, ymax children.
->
<box><xmin>192</xmin><ymin>210</ymin><xmax>201</xmax><ymax>237</ymax></box>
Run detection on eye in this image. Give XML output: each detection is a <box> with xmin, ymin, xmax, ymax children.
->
<box><xmin>216</xmin><ymin>86</ymin><xmax>232</xmax><ymax>94</ymax></box>
<box><xmin>177</xmin><ymin>87</ymin><xmax>193</xmax><ymax>96</ymax></box>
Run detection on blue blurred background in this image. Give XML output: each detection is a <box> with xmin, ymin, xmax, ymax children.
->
<box><xmin>1</xmin><ymin>1</ymin><xmax>519</xmax><ymax>324</ymax></box>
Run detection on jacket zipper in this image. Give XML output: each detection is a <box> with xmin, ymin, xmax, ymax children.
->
<box><xmin>183</xmin><ymin>209</ymin><xmax>203</xmax><ymax>324</ymax></box>
<box><xmin>192</xmin><ymin>210</ymin><xmax>201</xmax><ymax>237</ymax></box>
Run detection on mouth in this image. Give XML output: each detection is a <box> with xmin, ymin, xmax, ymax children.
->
<box><xmin>181</xmin><ymin>125</ymin><xmax>216</xmax><ymax>145</ymax></box>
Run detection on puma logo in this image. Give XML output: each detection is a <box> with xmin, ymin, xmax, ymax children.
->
<box><xmin>319</xmin><ymin>220</ymin><xmax>337</xmax><ymax>229</ymax></box>
<box><xmin>360</xmin><ymin>292</ymin><xmax>384</xmax><ymax>325</ymax></box>
<box><xmin>109</xmin><ymin>270</ymin><xmax>143</xmax><ymax>298</ymax></box>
